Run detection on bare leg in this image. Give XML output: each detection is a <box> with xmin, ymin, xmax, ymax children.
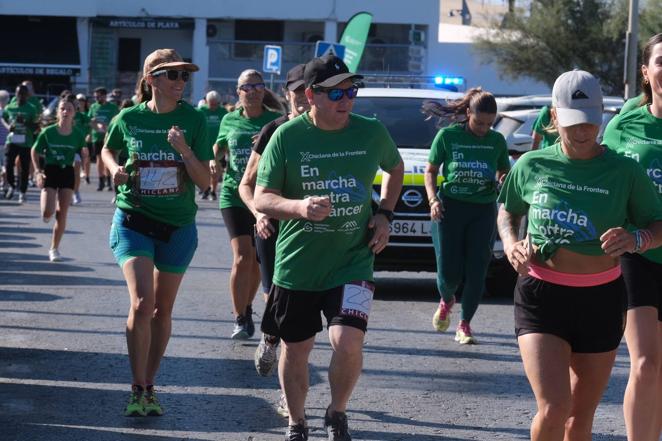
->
<box><xmin>623</xmin><ymin>307</ymin><xmax>661</xmax><ymax>441</ymax></box>
<box><xmin>41</xmin><ymin>188</ymin><xmax>57</xmax><ymax>220</ymax></box>
<box><xmin>280</xmin><ymin>336</ymin><xmax>315</xmax><ymax>425</ymax></box>
<box><xmin>229</xmin><ymin>235</ymin><xmax>259</xmax><ymax>316</ymax></box>
<box><xmin>328</xmin><ymin>325</ymin><xmax>365</xmax><ymax>413</ymax></box>
<box><xmin>145</xmin><ymin>269</ymin><xmax>185</xmax><ymax>384</ymax></box>
<box><xmin>122</xmin><ymin>256</ymin><xmax>156</xmax><ymax>386</ymax></box>
<box><xmin>51</xmin><ymin>189</ymin><xmax>73</xmax><ymax>250</ymax></box>
<box><xmin>518</xmin><ymin>333</ymin><xmax>572</xmax><ymax>441</ymax></box>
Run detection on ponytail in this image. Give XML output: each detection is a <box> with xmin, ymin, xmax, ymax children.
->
<box><xmin>421</xmin><ymin>87</ymin><xmax>496</xmax><ymax>126</ymax></box>
<box><xmin>262</xmin><ymin>88</ymin><xmax>286</xmax><ymax>114</ymax></box>
<box><xmin>136</xmin><ymin>76</ymin><xmax>152</xmax><ymax>103</ymax></box>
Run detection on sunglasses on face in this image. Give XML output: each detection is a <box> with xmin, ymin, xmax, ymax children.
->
<box><xmin>151</xmin><ymin>69</ymin><xmax>190</xmax><ymax>82</ymax></box>
<box><xmin>238</xmin><ymin>83</ymin><xmax>266</xmax><ymax>92</ymax></box>
<box><xmin>313</xmin><ymin>85</ymin><xmax>359</xmax><ymax>102</ymax></box>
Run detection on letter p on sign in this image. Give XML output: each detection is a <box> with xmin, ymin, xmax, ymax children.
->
<box><xmin>263</xmin><ymin>45</ymin><xmax>282</xmax><ymax>75</ymax></box>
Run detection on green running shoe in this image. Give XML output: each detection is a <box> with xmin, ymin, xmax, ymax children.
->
<box><xmin>144</xmin><ymin>387</ymin><xmax>164</xmax><ymax>416</ymax></box>
<box><xmin>124</xmin><ymin>387</ymin><xmax>146</xmax><ymax>417</ymax></box>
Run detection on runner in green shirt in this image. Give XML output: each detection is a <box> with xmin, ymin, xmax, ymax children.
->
<box><xmin>602</xmin><ymin>33</ymin><xmax>662</xmax><ymax>441</ymax></box>
<box><xmin>255</xmin><ymin>55</ymin><xmax>404</xmax><ymax>441</ymax></box>
<box><xmin>3</xmin><ymin>84</ymin><xmax>40</xmax><ymax>202</ymax></box>
<box><xmin>497</xmin><ymin>69</ymin><xmax>662</xmax><ymax>441</ymax></box>
<box><xmin>101</xmin><ymin>48</ymin><xmax>212</xmax><ymax>418</ymax></box>
<box><xmin>531</xmin><ymin>105</ymin><xmax>559</xmax><ymax>150</ymax></box>
<box><xmin>89</xmin><ymin>87</ymin><xmax>119</xmax><ymax>191</ymax></box>
<box><xmin>30</xmin><ymin>95</ymin><xmax>88</xmax><ymax>262</ymax></box>
<box><xmin>211</xmin><ymin>68</ymin><xmax>282</xmax><ymax>341</ymax></box>
<box><xmin>197</xmin><ymin>90</ymin><xmax>227</xmax><ymax>200</ymax></box>
<box><xmin>423</xmin><ymin>87</ymin><xmax>510</xmax><ymax>345</ymax></box>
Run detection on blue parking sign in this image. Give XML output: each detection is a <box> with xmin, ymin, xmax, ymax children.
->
<box><xmin>263</xmin><ymin>45</ymin><xmax>282</xmax><ymax>75</ymax></box>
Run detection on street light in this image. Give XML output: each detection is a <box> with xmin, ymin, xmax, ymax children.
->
<box><xmin>623</xmin><ymin>0</ymin><xmax>639</xmax><ymax>99</ymax></box>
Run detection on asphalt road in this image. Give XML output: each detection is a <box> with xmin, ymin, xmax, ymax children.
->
<box><xmin>0</xmin><ymin>177</ymin><xmax>630</xmax><ymax>441</ymax></box>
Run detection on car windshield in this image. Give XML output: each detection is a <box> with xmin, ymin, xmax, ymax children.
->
<box><xmin>493</xmin><ymin>115</ymin><xmax>523</xmax><ymax>138</ymax></box>
<box><xmin>352</xmin><ymin>97</ymin><xmax>451</xmax><ymax>149</ymax></box>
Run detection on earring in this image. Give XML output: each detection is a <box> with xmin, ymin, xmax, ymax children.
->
<box><xmin>644</xmin><ymin>78</ymin><xmax>649</xmax><ymax>85</ymax></box>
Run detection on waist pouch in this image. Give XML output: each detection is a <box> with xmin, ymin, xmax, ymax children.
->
<box><xmin>121</xmin><ymin>209</ymin><xmax>178</xmax><ymax>242</ymax></box>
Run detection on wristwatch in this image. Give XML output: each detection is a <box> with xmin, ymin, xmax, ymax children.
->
<box><xmin>376</xmin><ymin>208</ymin><xmax>394</xmax><ymax>223</ymax></box>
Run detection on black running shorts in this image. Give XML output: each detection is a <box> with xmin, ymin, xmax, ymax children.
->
<box><xmin>621</xmin><ymin>252</ymin><xmax>662</xmax><ymax>321</ymax></box>
<box><xmin>44</xmin><ymin>165</ymin><xmax>75</xmax><ymax>190</ymax></box>
<box><xmin>514</xmin><ymin>275</ymin><xmax>626</xmax><ymax>353</ymax></box>
<box><xmin>221</xmin><ymin>206</ymin><xmax>256</xmax><ymax>239</ymax></box>
<box><xmin>261</xmin><ymin>281</ymin><xmax>374</xmax><ymax>343</ymax></box>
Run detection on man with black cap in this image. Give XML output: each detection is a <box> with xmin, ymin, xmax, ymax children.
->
<box><xmin>254</xmin><ymin>55</ymin><xmax>404</xmax><ymax>441</ymax></box>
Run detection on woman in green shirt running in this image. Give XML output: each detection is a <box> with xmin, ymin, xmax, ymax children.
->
<box><xmin>211</xmin><ymin>69</ymin><xmax>282</xmax><ymax>340</ymax></box>
<box><xmin>423</xmin><ymin>87</ymin><xmax>510</xmax><ymax>345</ymax></box>
<box><xmin>30</xmin><ymin>95</ymin><xmax>87</xmax><ymax>262</ymax></box>
<box><xmin>602</xmin><ymin>34</ymin><xmax>662</xmax><ymax>441</ymax></box>
<box><xmin>499</xmin><ymin>70</ymin><xmax>662</xmax><ymax>441</ymax></box>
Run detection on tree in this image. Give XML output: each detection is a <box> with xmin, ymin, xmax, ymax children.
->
<box><xmin>473</xmin><ymin>0</ymin><xmax>636</xmax><ymax>95</ymax></box>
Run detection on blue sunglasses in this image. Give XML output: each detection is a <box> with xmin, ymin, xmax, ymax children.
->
<box><xmin>313</xmin><ymin>85</ymin><xmax>359</xmax><ymax>102</ymax></box>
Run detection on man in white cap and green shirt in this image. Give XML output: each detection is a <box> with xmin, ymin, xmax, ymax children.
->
<box><xmin>254</xmin><ymin>54</ymin><xmax>404</xmax><ymax>441</ymax></box>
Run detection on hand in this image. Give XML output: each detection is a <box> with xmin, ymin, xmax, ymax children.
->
<box><xmin>209</xmin><ymin>159</ymin><xmax>218</xmax><ymax>176</ymax></box>
<box><xmin>504</xmin><ymin>237</ymin><xmax>532</xmax><ymax>276</ymax></box>
<box><xmin>167</xmin><ymin>125</ymin><xmax>189</xmax><ymax>155</ymax></box>
<box><xmin>600</xmin><ymin>227</ymin><xmax>636</xmax><ymax>257</ymax></box>
<box><xmin>112</xmin><ymin>165</ymin><xmax>129</xmax><ymax>186</ymax></box>
<box><xmin>36</xmin><ymin>172</ymin><xmax>46</xmax><ymax>189</ymax></box>
<box><xmin>255</xmin><ymin>212</ymin><xmax>275</xmax><ymax>239</ymax></box>
<box><xmin>430</xmin><ymin>199</ymin><xmax>444</xmax><ymax>220</ymax></box>
<box><xmin>300</xmin><ymin>196</ymin><xmax>331</xmax><ymax>221</ymax></box>
<box><xmin>368</xmin><ymin>213</ymin><xmax>391</xmax><ymax>254</ymax></box>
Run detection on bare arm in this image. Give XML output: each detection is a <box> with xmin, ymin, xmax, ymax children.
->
<box><xmin>254</xmin><ymin>186</ymin><xmax>331</xmax><ymax>221</ymax></box>
<box><xmin>601</xmin><ymin>221</ymin><xmax>662</xmax><ymax>257</ymax></box>
<box><xmin>424</xmin><ymin>162</ymin><xmax>443</xmax><ymax>220</ymax></box>
<box><xmin>497</xmin><ymin>205</ymin><xmax>530</xmax><ymax>275</ymax></box>
<box><xmin>238</xmin><ymin>150</ymin><xmax>261</xmax><ymax>213</ymax></box>
<box><xmin>368</xmin><ymin>159</ymin><xmax>404</xmax><ymax>254</ymax></box>
<box><xmin>168</xmin><ymin>126</ymin><xmax>210</xmax><ymax>189</ymax></box>
<box><xmin>30</xmin><ymin>146</ymin><xmax>41</xmax><ymax>174</ymax></box>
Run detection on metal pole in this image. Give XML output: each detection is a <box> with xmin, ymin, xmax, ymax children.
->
<box><xmin>624</xmin><ymin>0</ymin><xmax>639</xmax><ymax>99</ymax></box>
<box><xmin>270</xmin><ymin>74</ymin><xmax>274</xmax><ymax>90</ymax></box>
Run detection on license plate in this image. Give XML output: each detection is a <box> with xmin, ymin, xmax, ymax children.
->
<box><xmin>389</xmin><ymin>220</ymin><xmax>431</xmax><ymax>237</ymax></box>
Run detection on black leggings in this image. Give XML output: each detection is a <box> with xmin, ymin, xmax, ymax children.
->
<box><xmin>5</xmin><ymin>144</ymin><xmax>31</xmax><ymax>193</ymax></box>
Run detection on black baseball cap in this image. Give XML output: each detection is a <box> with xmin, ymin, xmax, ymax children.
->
<box><xmin>303</xmin><ymin>55</ymin><xmax>363</xmax><ymax>89</ymax></box>
<box><xmin>94</xmin><ymin>87</ymin><xmax>107</xmax><ymax>95</ymax></box>
<box><xmin>285</xmin><ymin>64</ymin><xmax>306</xmax><ymax>91</ymax></box>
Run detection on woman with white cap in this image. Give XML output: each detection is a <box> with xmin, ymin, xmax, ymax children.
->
<box><xmin>498</xmin><ymin>69</ymin><xmax>662</xmax><ymax>441</ymax></box>
<box><xmin>101</xmin><ymin>48</ymin><xmax>212</xmax><ymax>417</ymax></box>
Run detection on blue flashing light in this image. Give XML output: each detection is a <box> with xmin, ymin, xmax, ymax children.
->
<box><xmin>434</xmin><ymin>76</ymin><xmax>443</xmax><ymax>85</ymax></box>
<box><xmin>433</xmin><ymin>75</ymin><xmax>465</xmax><ymax>87</ymax></box>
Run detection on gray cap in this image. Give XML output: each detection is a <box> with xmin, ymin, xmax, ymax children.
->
<box><xmin>552</xmin><ymin>70</ymin><xmax>603</xmax><ymax>127</ymax></box>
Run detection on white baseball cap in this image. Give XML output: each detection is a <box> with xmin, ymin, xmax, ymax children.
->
<box><xmin>552</xmin><ymin>70</ymin><xmax>603</xmax><ymax>127</ymax></box>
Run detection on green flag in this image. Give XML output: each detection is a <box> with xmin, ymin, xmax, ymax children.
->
<box><xmin>340</xmin><ymin>12</ymin><xmax>373</xmax><ymax>73</ymax></box>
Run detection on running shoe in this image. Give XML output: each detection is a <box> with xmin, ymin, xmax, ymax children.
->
<box><xmin>200</xmin><ymin>188</ymin><xmax>210</xmax><ymax>200</ymax></box>
<box><xmin>5</xmin><ymin>187</ymin><xmax>14</xmax><ymax>200</ymax></box>
<box><xmin>85</xmin><ymin>175</ymin><xmax>90</xmax><ymax>185</ymax></box>
<box><xmin>231</xmin><ymin>315</ymin><xmax>249</xmax><ymax>340</ymax></box>
<box><xmin>276</xmin><ymin>393</ymin><xmax>289</xmax><ymax>418</ymax></box>
<box><xmin>455</xmin><ymin>320</ymin><xmax>477</xmax><ymax>345</ymax></box>
<box><xmin>29</xmin><ymin>177</ymin><xmax>35</xmax><ymax>188</ymax></box>
<box><xmin>124</xmin><ymin>386</ymin><xmax>146</xmax><ymax>417</ymax></box>
<box><xmin>432</xmin><ymin>296</ymin><xmax>455</xmax><ymax>332</ymax></box>
<box><xmin>285</xmin><ymin>422</ymin><xmax>308</xmax><ymax>441</ymax></box>
<box><xmin>97</xmin><ymin>180</ymin><xmax>105</xmax><ymax>191</ymax></box>
<box><xmin>72</xmin><ymin>192</ymin><xmax>81</xmax><ymax>205</ymax></box>
<box><xmin>17</xmin><ymin>192</ymin><xmax>25</xmax><ymax>204</ymax></box>
<box><xmin>210</xmin><ymin>191</ymin><xmax>217</xmax><ymax>201</ymax></box>
<box><xmin>245</xmin><ymin>304</ymin><xmax>255</xmax><ymax>338</ymax></box>
<box><xmin>48</xmin><ymin>248</ymin><xmax>63</xmax><ymax>262</ymax></box>
<box><xmin>255</xmin><ymin>333</ymin><xmax>278</xmax><ymax>376</ymax></box>
<box><xmin>324</xmin><ymin>407</ymin><xmax>352</xmax><ymax>441</ymax></box>
<box><xmin>144</xmin><ymin>386</ymin><xmax>164</xmax><ymax>416</ymax></box>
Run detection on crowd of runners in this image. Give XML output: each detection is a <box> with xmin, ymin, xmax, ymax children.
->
<box><xmin>4</xmin><ymin>32</ymin><xmax>662</xmax><ymax>441</ymax></box>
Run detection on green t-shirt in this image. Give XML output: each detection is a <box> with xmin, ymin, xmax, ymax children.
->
<box><xmin>532</xmin><ymin>106</ymin><xmax>559</xmax><ymax>149</ymax></box>
<box><xmin>74</xmin><ymin>111</ymin><xmax>90</xmax><ymax>137</ymax></box>
<box><xmin>602</xmin><ymin>94</ymin><xmax>645</xmax><ymax>137</ymax></box>
<box><xmin>428</xmin><ymin>123</ymin><xmax>510</xmax><ymax>204</ymax></box>
<box><xmin>88</xmin><ymin>101</ymin><xmax>119</xmax><ymax>143</ymax></box>
<box><xmin>32</xmin><ymin>124</ymin><xmax>86</xmax><ymax>167</ymax></box>
<box><xmin>2</xmin><ymin>101</ymin><xmax>40</xmax><ymax>148</ymax></box>
<box><xmin>603</xmin><ymin>105</ymin><xmax>662</xmax><ymax>263</ymax></box>
<box><xmin>498</xmin><ymin>143</ymin><xmax>662</xmax><ymax>261</ymax></box>
<box><xmin>9</xmin><ymin>96</ymin><xmax>43</xmax><ymax>114</ymax></box>
<box><xmin>105</xmin><ymin>101</ymin><xmax>213</xmax><ymax>226</ymax></box>
<box><xmin>197</xmin><ymin>105</ymin><xmax>228</xmax><ymax>148</ymax></box>
<box><xmin>257</xmin><ymin>112</ymin><xmax>402</xmax><ymax>291</ymax></box>
<box><xmin>216</xmin><ymin>107</ymin><xmax>281</xmax><ymax>209</ymax></box>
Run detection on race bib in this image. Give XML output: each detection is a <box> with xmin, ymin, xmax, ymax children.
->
<box><xmin>10</xmin><ymin>133</ymin><xmax>25</xmax><ymax>144</ymax></box>
<box><xmin>137</xmin><ymin>160</ymin><xmax>183</xmax><ymax>196</ymax></box>
<box><xmin>340</xmin><ymin>281</ymin><xmax>375</xmax><ymax>322</ymax></box>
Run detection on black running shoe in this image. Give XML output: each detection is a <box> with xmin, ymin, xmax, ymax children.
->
<box><xmin>285</xmin><ymin>423</ymin><xmax>308</xmax><ymax>441</ymax></box>
<box><xmin>324</xmin><ymin>407</ymin><xmax>352</xmax><ymax>441</ymax></box>
<box><xmin>231</xmin><ymin>315</ymin><xmax>249</xmax><ymax>340</ymax></box>
<box><xmin>245</xmin><ymin>304</ymin><xmax>255</xmax><ymax>338</ymax></box>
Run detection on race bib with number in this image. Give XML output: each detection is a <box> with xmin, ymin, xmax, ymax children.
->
<box><xmin>340</xmin><ymin>281</ymin><xmax>375</xmax><ymax>322</ymax></box>
<box><xmin>135</xmin><ymin>160</ymin><xmax>185</xmax><ymax>196</ymax></box>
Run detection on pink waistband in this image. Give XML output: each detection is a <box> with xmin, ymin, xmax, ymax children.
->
<box><xmin>528</xmin><ymin>262</ymin><xmax>622</xmax><ymax>287</ymax></box>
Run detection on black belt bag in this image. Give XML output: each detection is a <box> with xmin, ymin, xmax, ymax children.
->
<box><xmin>121</xmin><ymin>209</ymin><xmax>178</xmax><ymax>242</ymax></box>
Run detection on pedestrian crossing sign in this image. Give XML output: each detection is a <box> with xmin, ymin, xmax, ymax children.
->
<box><xmin>314</xmin><ymin>41</ymin><xmax>346</xmax><ymax>59</ymax></box>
